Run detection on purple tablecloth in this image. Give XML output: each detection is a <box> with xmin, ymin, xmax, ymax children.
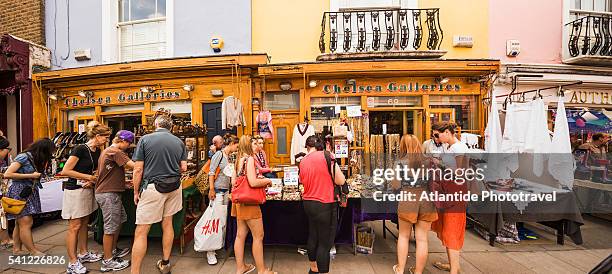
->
<box><xmin>225</xmin><ymin>199</ymin><xmax>396</xmax><ymax>248</ymax></box>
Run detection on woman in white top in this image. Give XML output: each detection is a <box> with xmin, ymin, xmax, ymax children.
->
<box><xmin>431</xmin><ymin>122</ymin><xmax>469</xmax><ymax>274</ymax></box>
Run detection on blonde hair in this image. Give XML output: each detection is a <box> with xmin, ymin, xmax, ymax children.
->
<box><xmin>399</xmin><ymin>134</ymin><xmax>424</xmax><ymax>168</ymax></box>
<box><xmin>86</xmin><ymin>121</ymin><xmax>111</xmax><ymax>139</ymax></box>
<box><xmin>235</xmin><ymin>135</ymin><xmax>254</xmax><ymax>173</ymax></box>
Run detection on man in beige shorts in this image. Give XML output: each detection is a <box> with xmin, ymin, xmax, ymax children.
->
<box><xmin>130</xmin><ymin>115</ymin><xmax>187</xmax><ymax>274</ymax></box>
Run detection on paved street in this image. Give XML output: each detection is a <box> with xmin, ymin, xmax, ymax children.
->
<box><xmin>0</xmin><ymin>215</ymin><xmax>610</xmax><ymax>274</ymax></box>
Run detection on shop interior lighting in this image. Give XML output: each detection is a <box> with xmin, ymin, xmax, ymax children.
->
<box><xmin>436</xmin><ymin>77</ymin><xmax>450</xmax><ymax>84</ymax></box>
<box><xmin>48</xmin><ymin>91</ymin><xmax>59</xmax><ymax>100</ymax></box>
<box><xmin>279</xmin><ymin>82</ymin><xmax>292</xmax><ymax>91</ymax></box>
<box><xmin>78</xmin><ymin>90</ymin><xmax>93</xmax><ymax>97</ymax></box>
<box><xmin>140</xmin><ymin>86</ymin><xmax>155</xmax><ymax>93</ymax></box>
<box><xmin>309</xmin><ymin>80</ymin><xmax>318</xmax><ymax>88</ymax></box>
<box><xmin>182</xmin><ymin>84</ymin><xmax>195</xmax><ymax>92</ymax></box>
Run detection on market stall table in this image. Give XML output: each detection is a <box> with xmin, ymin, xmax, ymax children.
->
<box><xmin>468</xmin><ymin>180</ymin><xmax>584</xmax><ymax>246</ymax></box>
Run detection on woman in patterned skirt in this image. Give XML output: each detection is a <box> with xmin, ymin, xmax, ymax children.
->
<box><xmin>3</xmin><ymin>138</ymin><xmax>55</xmax><ymax>256</ymax></box>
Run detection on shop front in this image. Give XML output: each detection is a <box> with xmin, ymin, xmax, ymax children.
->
<box><xmin>31</xmin><ymin>54</ymin><xmax>268</xmax><ymax>252</ymax></box>
<box><xmin>256</xmin><ymin>60</ymin><xmax>499</xmax><ymax>167</ymax></box>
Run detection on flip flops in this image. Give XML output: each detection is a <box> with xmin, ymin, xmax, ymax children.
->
<box><xmin>242</xmin><ymin>264</ymin><xmax>256</xmax><ymax>274</ymax></box>
<box><xmin>433</xmin><ymin>261</ymin><xmax>451</xmax><ymax>271</ymax></box>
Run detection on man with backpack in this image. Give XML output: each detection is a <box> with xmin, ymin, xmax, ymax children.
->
<box><xmin>130</xmin><ymin>115</ymin><xmax>187</xmax><ymax>274</ymax></box>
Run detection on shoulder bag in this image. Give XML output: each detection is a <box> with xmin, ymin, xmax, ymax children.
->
<box><xmin>231</xmin><ymin>157</ymin><xmax>266</xmax><ymax>205</ymax></box>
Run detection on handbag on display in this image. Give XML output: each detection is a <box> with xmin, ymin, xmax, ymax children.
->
<box><xmin>231</xmin><ymin>158</ymin><xmax>266</xmax><ymax>205</ymax></box>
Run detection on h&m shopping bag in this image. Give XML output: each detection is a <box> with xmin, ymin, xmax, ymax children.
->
<box><xmin>194</xmin><ymin>193</ymin><xmax>228</xmax><ymax>252</ymax></box>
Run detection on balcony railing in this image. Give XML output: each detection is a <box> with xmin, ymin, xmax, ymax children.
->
<box><xmin>566</xmin><ymin>12</ymin><xmax>612</xmax><ymax>64</ymax></box>
<box><xmin>318</xmin><ymin>8</ymin><xmax>443</xmax><ymax>55</ymax></box>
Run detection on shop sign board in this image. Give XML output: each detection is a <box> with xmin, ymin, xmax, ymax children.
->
<box><xmin>367</xmin><ymin>96</ymin><xmax>421</xmax><ymax>107</ymax></box>
<box><xmin>568</xmin><ymin>90</ymin><xmax>612</xmax><ymax>105</ymax></box>
<box><xmin>62</xmin><ymin>90</ymin><xmax>189</xmax><ymax>108</ymax></box>
<box><xmin>322</xmin><ymin>80</ymin><xmax>462</xmax><ymax>94</ymax></box>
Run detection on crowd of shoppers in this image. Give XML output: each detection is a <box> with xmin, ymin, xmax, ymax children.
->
<box><xmin>0</xmin><ymin>118</ymin><xmax>472</xmax><ymax>274</ymax></box>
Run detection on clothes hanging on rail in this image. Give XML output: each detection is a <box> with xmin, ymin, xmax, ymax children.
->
<box><xmin>290</xmin><ymin>123</ymin><xmax>315</xmax><ymax>165</ymax></box>
<box><xmin>548</xmin><ymin>97</ymin><xmax>575</xmax><ymax>189</ymax></box>
<box><xmin>221</xmin><ymin>96</ymin><xmax>246</xmax><ymax>129</ymax></box>
<box><xmin>257</xmin><ymin>110</ymin><xmax>274</xmax><ymax>140</ymax></box>
<box><xmin>524</xmin><ymin>99</ymin><xmax>552</xmax><ymax>176</ymax></box>
<box><xmin>460</xmin><ymin>133</ymin><xmax>481</xmax><ymax>149</ymax></box>
<box><xmin>484</xmin><ymin>100</ymin><xmax>502</xmax><ymax>153</ymax></box>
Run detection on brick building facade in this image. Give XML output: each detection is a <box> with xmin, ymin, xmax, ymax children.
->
<box><xmin>0</xmin><ymin>0</ymin><xmax>45</xmax><ymax>45</ymax></box>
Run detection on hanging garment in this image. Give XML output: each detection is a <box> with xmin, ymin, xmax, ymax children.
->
<box><xmin>524</xmin><ymin>99</ymin><xmax>552</xmax><ymax>176</ymax></box>
<box><xmin>484</xmin><ymin>101</ymin><xmax>511</xmax><ymax>180</ymax></box>
<box><xmin>500</xmin><ymin>102</ymin><xmax>530</xmax><ymax>174</ymax></box>
<box><xmin>548</xmin><ymin>97</ymin><xmax>576</xmax><ymax>189</ymax></box>
<box><xmin>257</xmin><ymin>111</ymin><xmax>274</xmax><ymax>140</ymax></box>
<box><xmin>290</xmin><ymin>123</ymin><xmax>315</xmax><ymax>164</ymax></box>
<box><xmin>221</xmin><ymin>96</ymin><xmax>246</xmax><ymax>129</ymax></box>
<box><xmin>460</xmin><ymin>133</ymin><xmax>480</xmax><ymax>149</ymax></box>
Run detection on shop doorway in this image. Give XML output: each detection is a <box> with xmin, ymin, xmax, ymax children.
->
<box><xmin>369</xmin><ymin>110</ymin><xmax>424</xmax><ymax>140</ymax></box>
<box><xmin>103</xmin><ymin>114</ymin><xmax>142</xmax><ymax>140</ymax></box>
<box><xmin>267</xmin><ymin>113</ymin><xmax>299</xmax><ymax>166</ymax></box>
<box><xmin>202</xmin><ymin>103</ymin><xmax>236</xmax><ymax>146</ymax></box>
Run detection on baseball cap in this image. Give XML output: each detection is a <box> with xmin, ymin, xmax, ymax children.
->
<box><xmin>0</xmin><ymin>137</ymin><xmax>9</xmax><ymax>150</ymax></box>
<box><xmin>116</xmin><ymin>130</ymin><xmax>135</xmax><ymax>143</ymax></box>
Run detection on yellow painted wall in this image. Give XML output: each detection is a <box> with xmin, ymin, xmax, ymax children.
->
<box><xmin>419</xmin><ymin>0</ymin><xmax>489</xmax><ymax>58</ymax></box>
<box><xmin>252</xmin><ymin>0</ymin><xmax>329</xmax><ymax>63</ymax></box>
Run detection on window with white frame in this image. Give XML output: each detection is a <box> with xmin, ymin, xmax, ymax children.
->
<box><xmin>572</xmin><ymin>0</ymin><xmax>612</xmax><ymax>12</ymax></box>
<box><xmin>119</xmin><ymin>0</ymin><xmax>167</xmax><ymax>62</ymax></box>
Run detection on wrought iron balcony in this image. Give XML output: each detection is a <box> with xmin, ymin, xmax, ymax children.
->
<box><xmin>318</xmin><ymin>8</ymin><xmax>444</xmax><ymax>60</ymax></box>
<box><xmin>565</xmin><ymin>13</ymin><xmax>612</xmax><ymax>65</ymax></box>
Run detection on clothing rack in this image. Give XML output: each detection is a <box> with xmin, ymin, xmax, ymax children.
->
<box><xmin>482</xmin><ymin>81</ymin><xmax>583</xmax><ymax>104</ymax></box>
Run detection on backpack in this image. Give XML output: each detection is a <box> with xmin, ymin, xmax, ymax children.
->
<box><xmin>323</xmin><ymin>151</ymin><xmax>349</xmax><ymax>207</ymax></box>
<box><xmin>194</xmin><ymin>152</ymin><xmax>224</xmax><ymax>194</ymax></box>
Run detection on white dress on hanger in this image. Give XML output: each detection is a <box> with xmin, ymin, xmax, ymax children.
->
<box><xmin>524</xmin><ymin>98</ymin><xmax>552</xmax><ymax>176</ymax></box>
<box><xmin>548</xmin><ymin>97</ymin><xmax>575</xmax><ymax>189</ymax></box>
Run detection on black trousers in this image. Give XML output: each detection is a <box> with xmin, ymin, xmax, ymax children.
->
<box><xmin>303</xmin><ymin>200</ymin><xmax>338</xmax><ymax>273</ymax></box>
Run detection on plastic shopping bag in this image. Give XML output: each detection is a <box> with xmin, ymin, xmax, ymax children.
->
<box><xmin>194</xmin><ymin>193</ymin><xmax>228</xmax><ymax>252</ymax></box>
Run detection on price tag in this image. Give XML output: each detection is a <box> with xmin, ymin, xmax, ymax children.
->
<box><xmin>382</xmin><ymin>124</ymin><xmax>387</xmax><ymax>135</ymax></box>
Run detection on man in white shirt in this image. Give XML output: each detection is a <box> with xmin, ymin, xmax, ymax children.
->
<box><xmin>423</xmin><ymin>124</ymin><xmax>447</xmax><ymax>155</ymax></box>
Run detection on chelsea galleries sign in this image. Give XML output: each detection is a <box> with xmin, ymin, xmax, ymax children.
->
<box><xmin>322</xmin><ymin>80</ymin><xmax>462</xmax><ymax>94</ymax></box>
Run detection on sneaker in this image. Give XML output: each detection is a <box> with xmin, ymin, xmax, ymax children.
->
<box><xmin>78</xmin><ymin>251</ymin><xmax>103</xmax><ymax>263</ymax></box>
<box><xmin>66</xmin><ymin>260</ymin><xmax>87</xmax><ymax>274</ymax></box>
<box><xmin>156</xmin><ymin>260</ymin><xmax>173</xmax><ymax>274</ymax></box>
<box><xmin>101</xmin><ymin>257</ymin><xmax>130</xmax><ymax>272</ymax></box>
<box><xmin>206</xmin><ymin>251</ymin><xmax>218</xmax><ymax>265</ymax></box>
<box><xmin>112</xmin><ymin>247</ymin><xmax>131</xmax><ymax>258</ymax></box>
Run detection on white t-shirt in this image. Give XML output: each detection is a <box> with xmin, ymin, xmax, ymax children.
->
<box><xmin>442</xmin><ymin>139</ymin><xmax>469</xmax><ymax>169</ymax></box>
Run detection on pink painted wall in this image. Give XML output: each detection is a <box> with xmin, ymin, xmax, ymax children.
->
<box><xmin>489</xmin><ymin>0</ymin><xmax>563</xmax><ymax>64</ymax></box>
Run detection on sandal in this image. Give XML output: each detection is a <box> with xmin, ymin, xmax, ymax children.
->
<box><xmin>393</xmin><ymin>264</ymin><xmax>401</xmax><ymax>274</ymax></box>
<box><xmin>433</xmin><ymin>261</ymin><xmax>451</xmax><ymax>272</ymax></box>
<box><xmin>242</xmin><ymin>264</ymin><xmax>256</xmax><ymax>274</ymax></box>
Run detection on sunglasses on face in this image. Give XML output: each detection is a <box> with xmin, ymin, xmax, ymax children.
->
<box><xmin>433</xmin><ymin>133</ymin><xmax>440</xmax><ymax>139</ymax></box>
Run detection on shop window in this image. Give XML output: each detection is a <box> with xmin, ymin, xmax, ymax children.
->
<box><xmin>572</xmin><ymin>0</ymin><xmax>612</xmax><ymax>12</ymax></box>
<box><xmin>277</xmin><ymin>127</ymin><xmax>288</xmax><ymax>154</ymax></box>
<box><xmin>311</xmin><ymin>97</ymin><xmax>361</xmax><ymax>120</ymax></box>
<box><xmin>263</xmin><ymin>92</ymin><xmax>300</xmax><ymax>111</ymax></box>
<box><xmin>429</xmin><ymin>96</ymin><xmax>478</xmax><ymax>131</ymax></box>
<box><xmin>119</xmin><ymin>0</ymin><xmax>167</xmax><ymax>62</ymax></box>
